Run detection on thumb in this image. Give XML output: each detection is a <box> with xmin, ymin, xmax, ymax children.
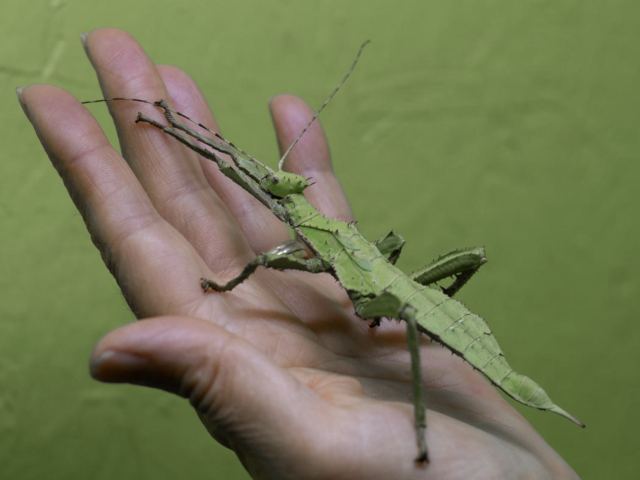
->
<box><xmin>89</xmin><ymin>316</ymin><xmax>318</xmax><ymax>454</ymax></box>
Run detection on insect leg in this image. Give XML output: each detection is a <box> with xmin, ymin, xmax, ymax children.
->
<box><xmin>152</xmin><ymin>100</ymin><xmax>273</xmax><ymax>174</ymax></box>
<box><xmin>402</xmin><ymin>306</ymin><xmax>428</xmax><ymax>463</ymax></box>
<box><xmin>352</xmin><ymin>296</ymin><xmax>428</xmax><ymax>462</ymax></box>
<box><xmin>83</xmin><ymin>97</ymin><xmax>272</xmax><ymax>174</ymax></box>
<box><xmin>201</xmin><ymin>242</ymin><xmax>328</xmax><ymax>292</ymax></box>
<box><xmin>135</xmin><ymin>113</ymin><xmax>283</xmax><ymax>217</ymax></box>
<box><xmin>374</xmin><ymin>231</ymin><xmax>405</xmax><ymax>265</ymax></box>
<box><xmin>410</xmin><ymin>247</ymin><xmax>487</xmax><ymax>297</ymax></box>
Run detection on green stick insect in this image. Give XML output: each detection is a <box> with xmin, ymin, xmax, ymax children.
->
<box><xmin>83</xmin><ymin>42</ymin><xmax>584</xmax><ymax>463</ymax></box>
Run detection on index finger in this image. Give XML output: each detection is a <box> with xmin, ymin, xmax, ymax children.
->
<box><xmin>82</xmin><ymin>28</ymin><xmax>287</xmax><ymax>267</ymax></box>
<box><xmin>18</xmin><ymin>84</ymin><xmax>215</xmax><ymax>318</ymax></box>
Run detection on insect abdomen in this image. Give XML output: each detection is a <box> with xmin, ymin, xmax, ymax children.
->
<box><xmin>400</xmin><ymin>283</ymin><xmax>584</xmax><ymax>426</ymax></box>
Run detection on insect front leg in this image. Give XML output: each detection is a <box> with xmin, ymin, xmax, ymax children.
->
<box><xmin>201</xmin><ymin>241</ymin><xmax>328</xmax><ymax>292</ymax></box>
<box><xmin>135</xmin><ymin>112</ymin><xmax>284</xmax><ymax>217</ymax></box>
<box><xmin>410</xmin><ymin>247</ymin><xmax>487</xmax><ymax>297</ymax></box>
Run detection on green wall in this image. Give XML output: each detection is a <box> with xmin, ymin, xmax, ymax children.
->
<box><xmin>2</xmin><ymin>1</ymin><xmax>639</xmax><ymax>478</ymax></box>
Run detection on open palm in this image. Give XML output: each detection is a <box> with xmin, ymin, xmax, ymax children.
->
<box><xmin>19</xmin><ymin>28</ymin><xmax>579</xmax><ymax>480</ymax></box>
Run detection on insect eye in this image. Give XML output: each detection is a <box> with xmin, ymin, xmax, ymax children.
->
<box><xmin>271</xmin><ymin>176</ymin><xmax>280</xmax><ymax>184</ymax></box>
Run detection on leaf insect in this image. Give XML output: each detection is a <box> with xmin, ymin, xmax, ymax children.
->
<box><xmin>83</xmin><ymin>41</ymin><xmax>584</xmax><ymax>464</ymax></box>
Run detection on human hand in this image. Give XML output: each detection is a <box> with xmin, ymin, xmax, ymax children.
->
<box><xmin>17</xmin><ymin>28</ymin><xmax>579</xmax><ymax>480</ymax></box>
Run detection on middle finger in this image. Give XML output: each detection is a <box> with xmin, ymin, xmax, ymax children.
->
<box><xmin>83</xmin><ymin>28</ymin><xmax>259</xmax><ymax>274</ymax></box>
<box><xmin>155</xmin><ymin>64</ymin><xmax>290</xmax><ymax>254</ymax></box>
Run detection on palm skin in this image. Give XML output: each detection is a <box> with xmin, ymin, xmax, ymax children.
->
<box><xmin>18</xmin><ymin>28</ymin><xmax>579</xmax><ymax>480</ymax></box>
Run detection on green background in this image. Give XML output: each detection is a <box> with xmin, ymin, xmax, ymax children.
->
<box><xmin>1</xmin><ymin>0</ymin><xmax>639</xmax><ymax>478</ymax></box>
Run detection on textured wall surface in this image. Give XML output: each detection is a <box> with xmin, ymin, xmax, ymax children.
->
<box><xmin>2</xmin><ymin>1</ymin><xmax>639</xmax><ymax>478</ymax></box>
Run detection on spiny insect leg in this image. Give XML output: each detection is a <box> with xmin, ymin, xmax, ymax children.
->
<box><xmin>157</xmin><ymin>101</ymin><xmax>264</xmax><ymax>164</ymax></box>
<box><xmin>201</xmin><ymin>245</ymin><xmax>328</xmax><ymax>292</ymax></box>
<box><xmin>151</xmin><ymin>101</ymin><xmax>240</xmax><ymax>159</ymax></box>
<box><xmin>136</xmin><ymin>113</ymin><xmax>279</xmax><ymax>211</ymax></box>
<box><xmin>410</xmin><ymin>247</ymin><xmax>487</xmax><ymax>297</ymax></box>
<box><xmin>402</xmin><ymin>306</ymin><xmax>429</xmax><ymax>463</ymax></box>
<box><xmin>440</xmin><ymin>268</ymin><xmax>480</xmax><ymax>297</ymax></box>
<box><xmin>153</xmin><ymin>100</ymin><xmax>272</xmax><ymax>172</ymax></box>
<box><xmin>354</xmin><ymin>296</ymin><xmax>428</xmax><ymax>462</ymax></box>
<box><xmin>83</xmin><ymin>97</ymin><xmax>270</xmax><ymax>172</ymax></box>
<box><xmin>374</xmin><ymin>231</ymin><xmax>405</xmax><ymax>265</ymax></box>
<box><xmin>136</xmin><ymin>113</ymin><xmax>229</xmax><ymax>169</ymax></box>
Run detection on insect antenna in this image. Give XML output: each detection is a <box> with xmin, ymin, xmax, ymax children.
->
<box><xmin>277</xmin><ymin>40</ymin><xmax>370</xmax><ymax>171</ymax></box>
<box><xmin>82</xmin><ymin>97</ymin><xmax>270</xmax><ymax>171</ymax></box>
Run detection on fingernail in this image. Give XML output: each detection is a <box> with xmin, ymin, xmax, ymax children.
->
<box><xmin>268</xmin><ymin>95</ymin><xmax>283</xmax><ymax>110</ymax></box>
<box><xmin>16</xmin><ymin>86</ymin><xmax>29</xmax><ymax>119</ymax></box>
<box><xmin>90</xmin><ymin>350</ymin><xmax>150</xmax><ymax>382</ymax></box>
<box><xmin>79</xmin><ymin>31</ymin><xmax>90</xmax><ymax>55</ymax></box>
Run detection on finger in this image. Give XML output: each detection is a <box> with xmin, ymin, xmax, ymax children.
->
<box><xmin>90</xmin><ymin>316</ymin><xmax>323</xmax><ymax>459</ymax></box>
<box><xmin>83</xmin><ymin>28</ymin><xmax>253</xmax><ymax>272</ymax></box>
<box><xmin>18</xmin><ymin>84</ymin><xmax>213</xmax><ymax>317</ymax></box>
<box><xmin>156</xmin><ymin>64</ymin><xmax>290</xmax><ymax>254</ymax></box>
<box><xmin>270</xmin><ymin>95</ymin><xmax>354</xmax><ymax>223</ymax></box>
<box><xmin>90</xmin><ymin>317</ymin><xmax>472</xmax><ymax>475</ymax></box>
<box><xmin>268</xmin><ymin>95</ymin><xmax>354</xmax><ymax>306</ymax></box>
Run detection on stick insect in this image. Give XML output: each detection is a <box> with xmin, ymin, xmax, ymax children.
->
<box><xmin>83</xmin><ymin>42</ymin><xmax>584</xmax><ymax>463</ymax></box>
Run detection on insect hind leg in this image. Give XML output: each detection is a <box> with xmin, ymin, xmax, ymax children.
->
<box><xmin>353</xmin><ymin>297</ymin><xmax>428</xmax><ymax>462</ymax></box>
<box><xmin>374</xmin><ymin>231</ymin><xmax>405</xmax><ymax>265</ymax></box>
<box><xmin>401</xmin><ymin>306</ymin><xmax>429</xmax><ymax>463</ymax></box>
<box><xmin>410</xmin><ymin>247</ymin><xmax>487</xmax><ymax>297</ymax></box>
